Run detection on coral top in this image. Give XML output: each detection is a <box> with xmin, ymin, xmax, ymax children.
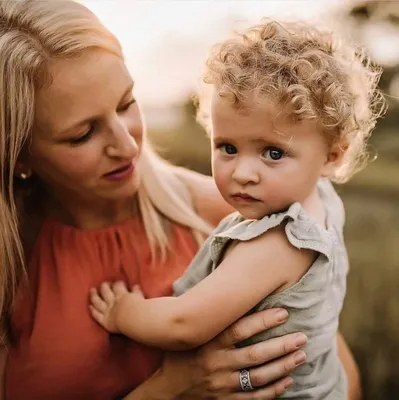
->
<box><xmin>5</xmin><ymin>216</ymin><xmax>199</xmax><ymax>400</ymax></box>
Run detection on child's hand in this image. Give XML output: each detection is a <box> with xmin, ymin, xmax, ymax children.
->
<box><xmin>89</xmin><ymin>281</ymin><xmax>144</xmax><ymax>333</ymax></box>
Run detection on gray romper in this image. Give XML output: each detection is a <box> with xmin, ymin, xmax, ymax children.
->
<box><xmin>174</xmin><ymin>179</ymin><xmax>348</xmax><ymax>399</ymax></box>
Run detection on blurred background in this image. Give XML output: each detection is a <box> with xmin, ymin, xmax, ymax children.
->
<box><xmin>84</xmin><ymin>1</ymin><xmax>398</xmax><ymax>398</ymax></box>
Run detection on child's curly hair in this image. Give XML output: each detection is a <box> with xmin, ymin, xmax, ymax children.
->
<box><xmin>197</xmin><ymin>19</ymin><xmax>386</xmax><ymax>183</ymax></box>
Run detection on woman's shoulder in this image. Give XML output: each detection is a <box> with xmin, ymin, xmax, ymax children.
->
<box><xmin>173</xmin><ymin>166</ymin><xmax>234</xmax><ymax>227</ymax></box>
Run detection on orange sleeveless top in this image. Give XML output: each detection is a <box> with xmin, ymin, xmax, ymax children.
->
<box><xmin>5</xmin><ymin>216</ymin><xmax>198</xmax><ymax>400</ymax></box>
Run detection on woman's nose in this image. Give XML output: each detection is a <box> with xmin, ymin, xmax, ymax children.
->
<box><xmin>106</xmin><ymin>118</ymin><xmax>140</xmax><ymax>159</ymax></box>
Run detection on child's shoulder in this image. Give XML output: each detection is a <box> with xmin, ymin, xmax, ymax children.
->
<box><xmin>212</xmin><ymin>200</ymin><xmax>335</xmax><ymax>264</ymax></box>
<box><xmin>216</xmin><ymin>200</ymin><xmax>322</xmax><ymax>236</ymax></box>
<box><xmin>212</xmin><ymin>210</ymin><xmax>243</xmax><ymax>235</ymax></box>
<box><xmin>210</xmin><ymin>179</ymin><xmax>344</xmax><ymax>262</ymax></box>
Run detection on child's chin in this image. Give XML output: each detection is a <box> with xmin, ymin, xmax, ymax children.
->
<box><xmin>238</xmin><ymin>208</ymin><xmax>267</xmax><ymax>220</ymax></box>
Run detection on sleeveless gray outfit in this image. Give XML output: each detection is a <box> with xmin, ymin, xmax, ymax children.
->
<box><xmin>174</xmin><ymin>179</ymin><xmax>348</xmax><ymax>399</ymax></box>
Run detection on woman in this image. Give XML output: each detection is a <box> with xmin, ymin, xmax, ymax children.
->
<box><xmin>0</xmin><ymin>1</ymin><xmax>360</xmax><ymax>399</ymax></box>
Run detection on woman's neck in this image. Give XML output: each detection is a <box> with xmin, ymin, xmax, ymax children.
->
<box><xmin>44</xmin><ymin>191</ymin><xmax>139</xmax><ymax>230</ymax></box>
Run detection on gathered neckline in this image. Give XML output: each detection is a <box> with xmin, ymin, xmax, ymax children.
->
<box><xmin>42</xmin><ymin>214</ymin><xmax>142</xmax><ymax>236</ymax></box>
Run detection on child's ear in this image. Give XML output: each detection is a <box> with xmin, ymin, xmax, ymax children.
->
<box><xmin>321</xmin><ymin>141</ymin><xmax>348</xmax><ymax>177</ymax></box>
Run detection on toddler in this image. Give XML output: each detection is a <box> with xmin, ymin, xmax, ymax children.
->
<box><xmin>89</xmin><ymin>20</ymin><xmax>384</xmax><ymax>399</ymax></box>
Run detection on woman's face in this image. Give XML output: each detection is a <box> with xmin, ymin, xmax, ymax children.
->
<box><xmin>27</xmin><ymin>48</ymin><xmax>143</xmax><ymax>206</ymax></box>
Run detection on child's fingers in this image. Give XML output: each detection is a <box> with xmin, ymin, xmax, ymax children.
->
<box><xmin>113</xmin><ymin>281</ymin><xmax>129</xmax><ymax>296</ymax></box>
<box><xmin>99</xmin><ymin>282</ymin><xmax>114</xmax><ymax>303</ymax></box>
<box><xmin>89</xmin><ymin>288</ymin><xmax>107</xmax><ymax>312</ymax></box>
<box><xmin>89</xmin><ymin>305</ymin><xmax>105</xmax><ymax>326</ymax></box>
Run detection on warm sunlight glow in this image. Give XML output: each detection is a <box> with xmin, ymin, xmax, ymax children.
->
<box><xmin>83</xmin><ymin>1</ymin><xmax>344</xmax><ymax>105</ymax></box>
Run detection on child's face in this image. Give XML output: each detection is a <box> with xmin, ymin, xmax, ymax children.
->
<box><xmin>210</xmin><ymin>94</ymin><xmax>334</xmax><ymax>219</ymax></box>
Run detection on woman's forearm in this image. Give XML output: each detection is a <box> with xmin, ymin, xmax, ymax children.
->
<box><xmin>124</xmin><ymin>308</ymin><xmax>306</xmax><ymax>400</ymax></box>
<box><xmin>337</xmin><ymin>332</ymin><xmax>362</xmax><ymax>400</ymax></box>
<box><xmin>121</xmin><ymin>368</ymin><xmax>179</xmax><ymax>400</ymax></box>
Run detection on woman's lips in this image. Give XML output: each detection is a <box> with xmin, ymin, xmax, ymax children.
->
<box><xmin>103</xmin><ymin>161</ymin><xmax>135</xmax><ymax>181</ymax></box>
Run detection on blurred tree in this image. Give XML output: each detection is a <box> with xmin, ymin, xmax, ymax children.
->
<box><xmin>337</xmin><ymin>0</ymin><xmax>399</xmax><ymax>126</ymax></box>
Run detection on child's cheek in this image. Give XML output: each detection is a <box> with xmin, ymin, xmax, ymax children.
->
<box><xmin>213</xmin><ymin>161</ymin><xmax>231</xmax><ymax>196</ymax></box>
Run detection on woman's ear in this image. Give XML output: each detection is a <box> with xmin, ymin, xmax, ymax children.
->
<box><xmin>14</xmin><ymin>145</ymin><xmax>34</xmax><ymax>180</ymax></box>
<box><xmin>14</xmin><ymin>160</ymin><xmax>32</xmax><ymax>180</ymax></box>
<box><xmin>321</xmin><ymin>141</ymin><xmax>348</xmax><ymax>178</ymax></box>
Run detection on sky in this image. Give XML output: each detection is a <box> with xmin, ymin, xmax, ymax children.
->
<box><xmin>82</xmin><ymin>1</ymin><xmax>343</xmax><ymax>105</ymax></box>
<box><xmin>82</xmin><ymin>1</ymin><xmax>399</xmax><ymax>106</ymax></box>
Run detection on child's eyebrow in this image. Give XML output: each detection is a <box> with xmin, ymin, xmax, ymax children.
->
<box><xmin>213</xmin><ymin>136</ymin><xmax>233</xmax><ymax>143</ymax></box>
<box><xmin>249</xmin><ymin>133</ymin><xmax>293</xmax><ymax>147</ymax></box>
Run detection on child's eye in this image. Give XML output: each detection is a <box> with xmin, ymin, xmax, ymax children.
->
<box><xmin>219</xmin><ymin>144</ymin><xmax>237</xmax><ymax>155</ymax></box>
<box><xmin>263</xmin><ymin>147</ymin><xmax>285</xmax><ymax>161</ymax></box>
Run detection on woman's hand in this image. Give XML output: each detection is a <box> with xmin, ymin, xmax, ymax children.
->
<box><xmin>124</xmin><ymin>308</ymin><xmax>307</xmax><ymax>400</ymax></box>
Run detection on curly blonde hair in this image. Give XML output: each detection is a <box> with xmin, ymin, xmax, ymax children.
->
<box><xmin>198</xmin><ymin>19</ymin><xmax>386</xmax><ymax>183</ymax></box>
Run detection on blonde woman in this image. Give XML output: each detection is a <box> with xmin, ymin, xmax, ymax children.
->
<box><xmin>0</xmin><ymin>1</ymin><xmax>360</xmax><ymax>399</ymax></box>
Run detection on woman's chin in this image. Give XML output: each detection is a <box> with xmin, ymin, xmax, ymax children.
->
<box><xmin>100</xmin><ymin>174</ymin><xmax>141</xmax><ymax>201</ymax></box>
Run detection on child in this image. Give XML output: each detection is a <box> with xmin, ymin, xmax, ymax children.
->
<box><xmin>89</xmin><ymin>20</ymin><xmax>384</xmax><ymax>398</ymax></box>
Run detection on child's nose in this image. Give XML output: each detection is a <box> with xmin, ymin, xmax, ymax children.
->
<box><xmin>232</xmin><ymin>161</ymin><xmax>260</xmax><ymax>185</ymax></box>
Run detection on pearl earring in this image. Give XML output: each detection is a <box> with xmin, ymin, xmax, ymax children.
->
<box><xmin>19</xmin><ymin>171</ymin><xmax>32</xmax><ymax>180</ymax></box>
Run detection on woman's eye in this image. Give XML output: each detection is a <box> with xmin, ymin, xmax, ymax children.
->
<box><xmin>69</xmin><ymin>126</ymin><xmax>94</xmax><ymax>146</ymax></box>
<box><xmin>263</xmin><ymin>147</ymin><xmax>285</xmax><ymax>161</ymax></box>
<box><xmin>219</xmin><ymin>144</ymin><xmax>237</xmax><ymax>155</ymax></box>
<box><xmin>118</xmin><ymin>98</ymin><xmax>136</xmax><ymax>112</ymax></box>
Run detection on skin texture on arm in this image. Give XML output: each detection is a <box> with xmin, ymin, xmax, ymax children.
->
<box><xmin>92</xmin><ymin>226</ymin><xmax>315</xmax><ymax>350</ymax></box>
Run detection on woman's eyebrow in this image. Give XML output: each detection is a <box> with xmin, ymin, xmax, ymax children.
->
<box><xmin>57</xmin><ymin>81</ymin><xmax>135</xmax><ymax>136</ymax></box>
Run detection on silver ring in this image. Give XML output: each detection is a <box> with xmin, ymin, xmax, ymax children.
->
<box><xmin>239</xmin><ymin>369</ymin><xmax>254</xmax><ymax>392</ymax></box>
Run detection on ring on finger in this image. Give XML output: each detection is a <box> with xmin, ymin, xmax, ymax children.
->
<box><xmin>239</xmin><ymin>369</ymin><xmax>254</xmax><ymax>392</ymax></box>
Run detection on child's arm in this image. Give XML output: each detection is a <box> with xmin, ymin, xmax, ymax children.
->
<box><xmin>89</xmin><ymin>225</ymin><xmax>315</xmax><ymax>350</ymax></box>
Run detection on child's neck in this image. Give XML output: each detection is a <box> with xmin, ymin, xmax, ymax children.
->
<box><xmin>301</xmin><ymin>187</ymin><xmax>327</xmax><ymax>228</ymax></box>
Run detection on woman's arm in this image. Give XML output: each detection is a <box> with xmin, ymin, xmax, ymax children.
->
<box><xmin>337</xmin><ymin>332</ymin><xmax>362</xmax><ymax>400</ymax></box>
<box><xmin>91</xmin><ymin>226</ymin><xmax>314</xmax><ymax>350</ymax></box>
<box><xmin>122</xmin><ymin>308</ymin><xmax>307</xmax><ymax>399</ymax></box>
<box><xmin>173</xmin><ymin>167</ymin><xmax>233</xmax><ymax>226</ymax></box>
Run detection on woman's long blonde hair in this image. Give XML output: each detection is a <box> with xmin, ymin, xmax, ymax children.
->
<box><xmin>0</xmin><ymin>0</ymin><xmax>211</xmax><ymax>329</ymax></box>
